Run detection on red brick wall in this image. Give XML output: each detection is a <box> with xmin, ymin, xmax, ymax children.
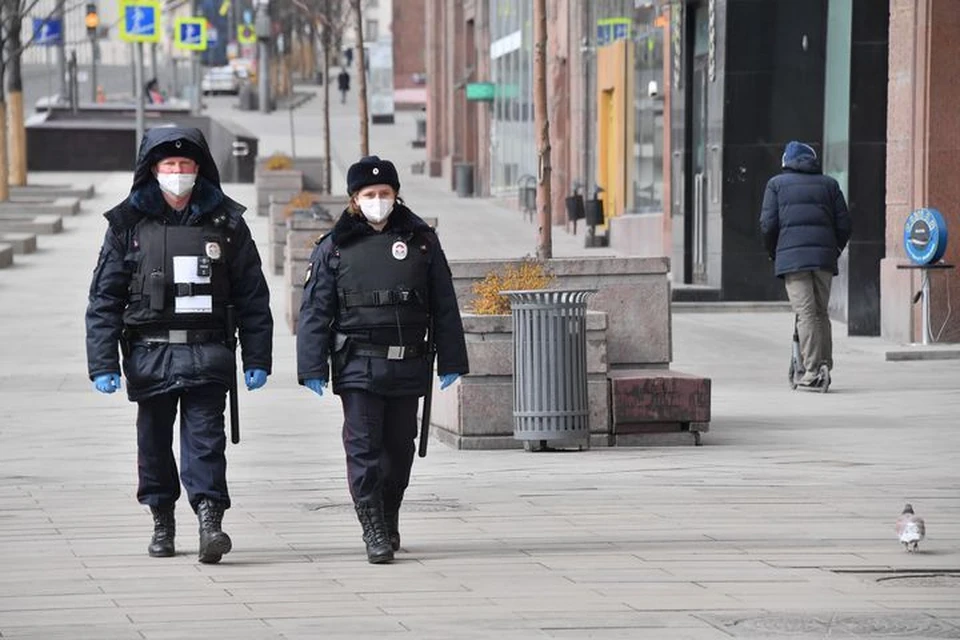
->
<box><xmin>392</xmin><ymin>0</ymin><xmax>426</xmax><ymax>90</ymax></box>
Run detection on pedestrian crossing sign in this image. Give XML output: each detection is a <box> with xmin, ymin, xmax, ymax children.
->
<box><xmin>174</xmin><ymin>17</ymin><xmax>208</xmax><ymax>51</ymax></box>
<box><xmin>237</xmin><ymin>24</ymin><xmax>256</xmax><ymax>45</ymax></box>
<box><xmin>118</xmin><ymin>0</ymin><xmax>161</xmax><ymax>43</ymax></box>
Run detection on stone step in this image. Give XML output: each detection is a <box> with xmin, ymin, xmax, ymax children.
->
<box><xmin>0</xmin><ymin>243</ymin><xmax>13</xmax><ymax>268</ymax></box>
<box><xmin>0</xmin><ymin>232</ymin><xmax>38</xmax><ymax>254</ymax></box>
<box><xmin>11</xmin><ymin>183</ymin><xmax>95</xmax><ymax>199</ymax></box>
<box><xmin>0</xmin><ymin>197</ymin><xmax>80</xmax><ymax>216</ymax></box>
<box><xmin>0</xmin><ymin>214</ymin><xmax>63</xmax><ymax>234</ymax></box>
<box><xmin>608</xmin><ymin>369</ymin><xmax>711</xmax><ymax>445</ymax></box>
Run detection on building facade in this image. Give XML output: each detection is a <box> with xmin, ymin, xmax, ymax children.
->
<box><xmin>425</xmin><ymin>0</ymin><xmax>959</xmax><ymax>342</ymax></box>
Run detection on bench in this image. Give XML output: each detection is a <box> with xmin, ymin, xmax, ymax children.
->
<box><xmin>608</xmin><ymin>369</ymin><xmax>711</xmax><ymax>446</ymax></box>
<box><xmin>0</xmin><ymin>243</ymin><xmax>13</xmax><ymax>269</ymax></box>
<box><xmin>0</xmin><ymin>214</ymin><xmax>63</xmax><ymax>234</ymax></box>
<box><xmin>0</xmin><ymin>232</ymin><xmax>37</xmax><ymax>254</ymax></box>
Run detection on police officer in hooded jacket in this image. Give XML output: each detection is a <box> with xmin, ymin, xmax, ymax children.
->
<box><xmin>86</xmin><ymin>127</ymin><xmax>273</xmax><ymax>564</ymax></box>
<box><xmin>297</xmin><ymin>155</ymin><xmax>468</xmax><ymax>564</ymax></box>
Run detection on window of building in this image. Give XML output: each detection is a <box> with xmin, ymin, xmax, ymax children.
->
<box><xmin>365</xmin><ymin>19</ymin><xmax>379</xmax><ymax>42</ymax></box>
<box><xmin>489</xmin><ymin>0</ymin><xmax>534</xmax><ymax>194</ymax></box>
<box><xmin>632</xmin><ymin>4</ymin><xmax>665</xmax><ymax>213</ymax></box>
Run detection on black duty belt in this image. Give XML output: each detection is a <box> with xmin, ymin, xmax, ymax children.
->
<box><xmin>340</xmin><ymin>289</ymin><xmax>420</xmax><ymax>307</ymax></box>
<box><xmin>131</xmin><ymin>329</ymin><xmax>226</xmax><ymax>344</ymax></box>
<box><xmin>352</xmin><ymin>341</ymin><xmax>426</xmax><ymax>360</ymax></box>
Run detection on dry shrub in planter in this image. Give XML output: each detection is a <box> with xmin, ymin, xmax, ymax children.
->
<box><xmin>283</xmin><ymin>191</ymin><xmax>322</xmax><ymax>219</ymax></box>
<box><xmin>265</xmin><ymin>153</ymin><xmax>294</xmax><ymax>170</ymax></box>
<box><xmin>469</xmin><ymin>259</ymin><xmax>553</xmax><ymax>315</ymax></box>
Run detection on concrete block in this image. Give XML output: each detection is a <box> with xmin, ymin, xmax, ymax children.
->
<box><xmin>11</xmin><ymin>183</ymin><xmax>95</xmax><ymax>199</ymax></box>
<box><xmin>461</xmin><ymin>312</ymin><xmax>608</xmax><ymax>377</ymax></box>
<box><xmin>0</xmin><ymin>243</ymin><xmax>12</xmax><ymax>268</ymax></box>
<box><xmin>451</xmin><ymin>257</ymin><xmax>671</xmax><ymax>367</ymax></box>
<box><xmin>609</xmin><ymin>369</ymin><xmax>711</xmax><ymax>429</ymax></box>
<box><xmin>285</xmin><ymin>285</ymin><xmax>304</xmax><ymax>335</ymax></box>
<box><xmin>0</xmin><ymin>214</ymin><xmax>63</xmax><ymax>234</ymax></box>
<box><xmin>430</xmin><ymin>375</ymin><xmax>609</xmax><ymax>449</ymax></box>
<box><xmin>0</xmin><ymin>232</ymin><xmax>37</xmax><ymax>254</ymax></box>
<box><xmin>1</xmin><ymin>197</ymin><xmax>80</xmax><ymax>216</ymax></box>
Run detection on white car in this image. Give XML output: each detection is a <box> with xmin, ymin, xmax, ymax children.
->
<box><xmin>201</xmin><ymin>66</ymin><xmax>241</xmax><ymax>95</ymax></box>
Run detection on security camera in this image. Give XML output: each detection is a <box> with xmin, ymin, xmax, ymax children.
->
<box><xmin>647</xmin><ymin>80</ymin><xmax>659</xmax><ymax>98</ymax></box>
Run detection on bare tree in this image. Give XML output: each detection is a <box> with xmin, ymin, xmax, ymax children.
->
<box><xmin>1</xmin><ymin>0</ymin><xmax>49</xmax><ymax>199</ymax></box>
<box><xmin>352</xmin><ymin>0</ymin><xmax>367</xmax><ymax>156</ymax></box>
<box><xmin>533</xmin><ymin>0</ymin><xmax>552</xmax><ymax>259</ymax></box>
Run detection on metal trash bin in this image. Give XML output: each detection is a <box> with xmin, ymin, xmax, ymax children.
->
<box><xmin>454</xmin><ymin>162</ymin><xmax>474</xmax><ymax>197</ymax></box>
<box><xmin>503</xmin><ymin>289</ymin><xmax>595</xmax><ymax>451</ymax></box>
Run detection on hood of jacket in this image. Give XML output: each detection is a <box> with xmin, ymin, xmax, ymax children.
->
<box><xmin>103</xmin><ymin>127</ymin><xmax>244</xmax><ymax>231</ymax></box>
<box><xmin>328</xmin><ymin>202</ymin><xmax>433</xmax><ymax>247</ymax></box>
<box><xmin>781</xmin><ymin>141</ymin><xmax>821</xmax><ymax>174</ymax></box>
<box><xmin>132</xmin><ymin>126</ymin><xmax>221</xmax><ymax>190</ymax></box>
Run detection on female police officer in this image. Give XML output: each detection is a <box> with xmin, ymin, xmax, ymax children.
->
<box><xmin>297</xmin><ymin>155</ymin><xmax>468</xmax><ymax>564</ymax></box>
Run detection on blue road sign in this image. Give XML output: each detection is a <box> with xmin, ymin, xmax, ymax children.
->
<box><xmin>32</xmin><ymin>18</ymin><xmax>63</xmax><ymax>46</ymax></box>
<box><xmin>120</xmin><ymin>0</ymin><xmax>161</xmax><ymax>42</ymax></box>
<box><xmin>180</xmin><ymin>21</ymin><xmax>203</xmax><ymax>45</ymax></box>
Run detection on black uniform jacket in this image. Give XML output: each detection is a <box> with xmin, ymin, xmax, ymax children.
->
<box><xmin>85</xmin><ymin>127</ymin><xmax>273</xmax><ymax>401</ymax></box>
<box><xmin>296</xmin><ymin>204</ymin><xmax>469</xmax><ymax>397</ymax></box>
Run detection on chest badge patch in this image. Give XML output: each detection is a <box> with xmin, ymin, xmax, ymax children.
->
<box><xmin>392</xmin><ymin>241</ymin><xmax>408</xmax><ymax>261</ymax></box>
<box><xmin>205</xmin><ymin>242</ymin><xmax>222</xmax><ymax>261</ymax></box>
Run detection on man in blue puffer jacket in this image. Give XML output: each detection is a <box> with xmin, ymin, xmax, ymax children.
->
<box><xmin>760</xmin><ymin>141</ymin><xmax>852</xmax><ymax>385</ymax></box>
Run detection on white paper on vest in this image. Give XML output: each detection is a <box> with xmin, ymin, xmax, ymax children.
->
<box><xmin>173</xmin><ymin>256</ymin><xmax>213</xmax><ymax>313</ymax></box>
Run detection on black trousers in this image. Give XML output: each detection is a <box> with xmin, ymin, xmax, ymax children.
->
<box><xmin>340</xmin><ymin>390</ymin><xmax>419</xmax><ymax>503</ymax></box>
<box><xmin>136</xmin><ymin>383</ymin><xmax>230</xmax><ymax>511</ymax></box>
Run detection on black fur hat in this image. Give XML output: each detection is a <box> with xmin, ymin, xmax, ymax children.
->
<box><xmin>346</xmin><ymin>155</ymin><xmax>400</xmax><ymax>195</ymax></box>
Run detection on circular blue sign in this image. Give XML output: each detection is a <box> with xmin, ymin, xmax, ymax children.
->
<box><xmin>904</xmin><ymin>208</ymin><xmax>948</xmax><ymax>265</ymax></box>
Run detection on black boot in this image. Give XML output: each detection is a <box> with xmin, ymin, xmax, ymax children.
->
<box><xmin>354</xmin><ymin>497</ymin><xmax>394</xmax><ymax>564</ymax></box>
<box><xmin>196</xmin><ymin>499</ymin><xmax>232</xmax><ymax>564</ymax></box>
<box><xmin>148</xmin><ymin>506</ymin><xmax>175</xmax><ymax>558</ymax></box>
<box><xmin>383</xmin><ymin>491</ymin><xmax>403</xmax><ymax>551</ymax></box>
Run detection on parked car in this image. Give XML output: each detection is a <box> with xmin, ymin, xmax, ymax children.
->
<box><xmin>201</xmin><ymin>66</ymin><xmax>241</xmax><ymax>95</ymax></box>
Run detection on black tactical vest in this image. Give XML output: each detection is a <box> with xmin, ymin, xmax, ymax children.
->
<box><xmin>335</xmin><ymin>231</ymin><xmax>431</xmax><ymax>341</ymax></box>
<box><xmin>123</xmin><ymin>217</ymin><xmax>231</xmax><ymax>329</ymax></box>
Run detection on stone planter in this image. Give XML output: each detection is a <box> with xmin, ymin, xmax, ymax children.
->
<box><xmin>430</xmin><ymin>311</ymin><xmax>609</xmax><ymax>450</ymax></box>
<box><xmin>283</xmin><ymin>215</ymin><xmax>336</xmax><ymax>335</ymax></box>
<box><xmin>449</xmin><ymin>257</ymin><xmax>671</xmax><ymax>368</ymax></box>
<box><xmin>255</xmin><ymin>169</ymin><xmax>302</xmax><ymax>216</ymax></box>
<box><xmin>255</xmin><ymin>156</ymin><xmax>326</xmax><ymax>192</ymax></box>
<box><xmin>269</xmin><ymin>195</ymin><xmax>347</xmax><ymax>276</ymax></box>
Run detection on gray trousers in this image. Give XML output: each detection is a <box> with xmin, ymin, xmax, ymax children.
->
<box><xmin>784</xmin><ymin>270</ymin><xmax>833</xmax><ymax>378</ymax></box>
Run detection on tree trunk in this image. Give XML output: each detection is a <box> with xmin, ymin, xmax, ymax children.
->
<box><xmin>353</xmin><ymin>0</ymin><xmax>369</xmax><ymax>156</ymax></box>
<box><xmin>533</xmin><ymin>0</ymin><xmax>552</xmax><ymax>259</ymax></box>
<box><xmin>0</xmin><ymin>100</ymin><xmax>8</xmax><ymax>202</ymax></box>
<box><xmin>8</xmin><ymin>10</ymin><xmax>27</xmax><ymax>187</ymax></box>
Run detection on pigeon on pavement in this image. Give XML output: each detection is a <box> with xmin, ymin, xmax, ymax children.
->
<box><xmin>896</xmin><ymin>503</ymin><xmax>925</xmax><ymax>552</ymax></box>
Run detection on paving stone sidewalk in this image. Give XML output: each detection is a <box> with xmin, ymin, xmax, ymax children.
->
<box><xmin>1</xmin><ymin>99</ymin><xmax>959</xmax><ymax>639</ymax></box>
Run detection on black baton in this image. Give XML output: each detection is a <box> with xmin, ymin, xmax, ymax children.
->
<box><xmin>418</xmin><ymin>319</ymin><xmax>436</xmax><ymax>458</ymax></box>
<box><xmin>225</xmin><ymin>304</ymin><xmax>240</xmax><ymax>444</ymax></box>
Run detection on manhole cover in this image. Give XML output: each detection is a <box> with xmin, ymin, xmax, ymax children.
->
<box><xmin>703</xmin><ymin>614</ymin><xmax>960</xmax><ymax>638</ymax></box>
<box><xmin>305</xmin><ymin>498</ymin><xmax>468</xmax><ymax>513</ymax></box>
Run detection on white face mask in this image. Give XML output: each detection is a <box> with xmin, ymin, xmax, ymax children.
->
<box><xmin>156</xmin><ymin>172</ymin><xmax>197</xmax><ymax>198</ymax></box>
<box><xmin>358</xmin><ymin>197</ymin><xmax>395</xmax><ymax>224</ymax></box>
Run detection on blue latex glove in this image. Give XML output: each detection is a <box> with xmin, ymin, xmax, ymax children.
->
<box><xmin>245</xmin><ymin>368</ymin><xmax>268</xmax><ymax>391</ymax></box>
<box><xmin>93</xmin><ymin>373</ymin><xmax>121</xmax><ymax>394</ymax></box>
<box><xmin>305</xmin><ymin>378</ymin><xmax>326</xmax><ymax>397</ymax></box>
<box><xmin>439</xmin><ymin>373</ymin><xmax>460</xmax><ymax>390</ymax></box>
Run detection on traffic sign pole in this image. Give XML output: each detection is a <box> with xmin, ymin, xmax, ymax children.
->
<box><xmin>56</xmin><ymin>0</ymin><xmax>67</xmax><ymax>102</ymax></box>
<box><xmin>135</xmin><ymin>42</ymin><xmax>145</xmax><ymax>154</ymax></box>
